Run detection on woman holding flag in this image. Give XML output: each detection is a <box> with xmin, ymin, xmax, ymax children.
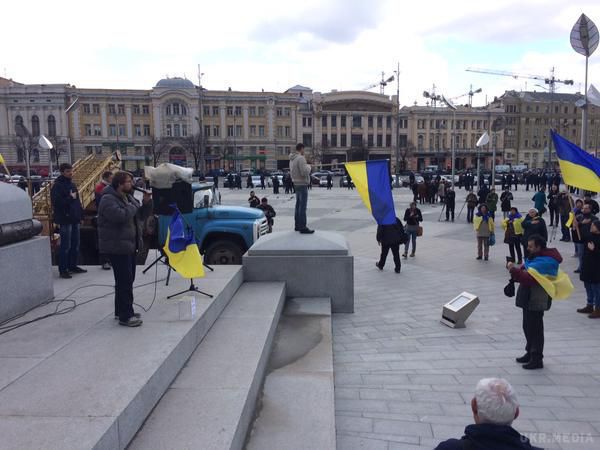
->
<box><xmin>474</xmin><ymin>204</ymin><xmax>495</xmax><ymax>261</ymax></box>
<box><xmin>502</xmin><ymin>207</ymin><xmax>524</xmax><ymax>264</ymax></box>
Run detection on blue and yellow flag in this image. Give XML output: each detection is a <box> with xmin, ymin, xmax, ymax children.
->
<box><xmin>163</xmin><ymin>210</ymin><xmax>205</xmax><ymax>279</ymax></box>
<box><xmin>524</xmin><ymin>256</ymin><xmax>573</xmax><ymax>300</ymax></box>
<box><xmin>344</xmin><ymin>160</ymin><xmax>396</xmax><ymax>225</ymax></box>
<box><xmin>551</xmin><ymin>131</ymin><xmax>600</xmax><ymax>192</ymax></box>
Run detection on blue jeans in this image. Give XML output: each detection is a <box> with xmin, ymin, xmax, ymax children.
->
<box><xmin>294</xmin><ymin>185</ymin><xmax>308</xmax><ymax>230</ymax></box>
<box><xmin>584</xmin><ymin>282</ymin><xmax>600</xmax><ymax>307</ymax></box>
<box><xmin>58</xmin><ymin>223</ymin><xmax>80</xmax><ymax>274</ymax></box>
<box><xmin>404</xmin><ymin>228</ymin><xmax>418</xmax><ymax>254</ymax></box>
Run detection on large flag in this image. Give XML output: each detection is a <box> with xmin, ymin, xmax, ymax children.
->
<box><xmin>0</xmin><ymin>153</ymin><xmax>4</xmax><ymax>165</ymax></box>
<box><xmin>524</xmin><ymin>255</ymin><xmax>574</xmax><ymax>300</ymax></box>
<box><xmin>551</xmin><ymin>131</ymin><xmax>600</xmax><ymax>192</ymax></box>
<box><xmin>163</xmin><ymin>210</ymin><xmax>205</xmax><ymax>279</ymax></box>
<box><xmin>344</xmin><ymin>160</ymin><xmax>396</xmax><ymax>225</ymax></box>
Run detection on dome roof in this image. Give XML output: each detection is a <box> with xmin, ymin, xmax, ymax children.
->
<box><xmin>155</xmin><ymin>77</ymin><xmax>195</xmax><ymax>89</ymax></box>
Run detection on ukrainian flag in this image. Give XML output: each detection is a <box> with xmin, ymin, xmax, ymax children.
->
<box><xmin>163</xmin><ymin>210</ymin><xmax>205</xmax><ymax>279</ymax></box>
<box><xmin>551</xmin><ymin>131</ymin><xmax>600</xmax><ymax>192</ymax></box>
<box><xmin>345</xmin><ymin>160</ymin><xmax>396</xmax><ymax>225</ymax></box>
<box><xmin>524</xmin><ymin>256</ymin><xmax>574</xmax><ymax>300</ymax></box>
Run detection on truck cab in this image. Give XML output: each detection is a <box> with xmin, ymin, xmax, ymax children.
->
<box><xmin>157</xmin><ymin>183</ymin><xmax>269</xmax><ymax>265</ymax></box>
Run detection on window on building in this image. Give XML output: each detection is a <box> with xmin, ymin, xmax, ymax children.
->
<box><xmin>119</xmin><ymin>125</ymin><xmax>126</xmax><ymax>136</ymax></box>
<box><xmin>276</xmin><ymin>107</ymin><xmax>283</xmax><ymax>117</ymax></box>
<box><xmin>117</xmin><ymin>104</ymin><xmax>125</xmax><ymax>115</ymax></box>
<box><xmin>418</xmin><ymin>135</ymin><xmax>424</xmax><ymax>150</ymax></box>
<box><xmin>377</xmin><ymin>116</ymin><xmax>382</xmax><ymax>128</ymax></box>
<box><xmin>235</xmin><ymin>106</ymin><xmax>242</xmax><ymax>116</ymax></box>
<box><xmin>93</xmin><ymin>104</ymin><xmax>100</xmax><ymax>114</ymax></box>
<box><xmin>47</xmin><ymin>115</ymin><xmax>56</xmax><ymax>136</ymax></box>
<box><xmin>166</xmin><ymin>124</ymin><xmax>172</xmax><ymax>136</ymax></box>
<box><xmin>94</xmin><ymin>124</ymin><xmax>101</xmax><ymax>136</ymax></box>
<box><xmin>182</xmin><ymin>124</ymin><xmax>187</xmax><ymax>136</ymax></box>
<box><xmin>322</xmin><ymin>134</ymin><xmax>328</xmax><ymax>146</ymax></box>
<box><xmin>368</xmin><ymin>134</ymin><xmax>374</xmax><ymax>146</ymax></box>
<box><xmin>386</xmin><ymin>116</ymin><xmax>391</xmax><ymax>128</ymax></box>
<box><xmin>31</xmin><ymin>115</ymin><xmax>40</xmax><ymax>136</ymax></box>
<box><xmin>302</xmin><ymin>116</ymin><xmax>312</xmax><ymax>127</ymax></box>
<box><xmin>85</xmin><ymin>124</ymin><xmax>92</xmax><ymax>136</ymax></box>
<box><xmin>108</xmin><ymin>104</ymin><xmax>116</xmax><ymax>114</ymax></box>
<box><xmin>212</xmin><ymin>106</ymin><xmax>219</xmax><ymax>116</ymax></box>
<box><xmin>134</xmin><ymin>125</ymin><xmax>141</xmax><ymax>136</ymax></box>
<box><xmin>85</xmin><ymin>146</ymin><xmax>93</xmax><ymax>155</ymax></box>
<box><xmin>250</xmin><ymin>125</ymin><xmax>257</xmax><ymax>137</ymax></box>
<box><xmin>368</xmin><ymin>116</ymin><xmax>374</xmax><ymax>128</ymax></box>
<box><xmin>331</xmin><ymin>134</ymin><xmax>337</xmax><ymax>147</ymax></box>
<box><xmin>331</xmin><ymin>115</ymin><xmax>337</xmax><ymax>127</ymax></box>
<box><xmin>259</xmin><ymin>125</ymin><xmax>265</xmax><ymax>137</ymax></box>
<box><xmin>284</xmin><ymin>126</ymin><xmax>290</xmax><ymax>137</ymax></box>
<box><xmin>340</xmin><ymin>134</ymin><xmax>347</xmax><ymax>147</ymax></box>
<box><xmin>173</xmin><ymin>124</ymin><xmax>180</xmax><ymax>137</ymax></box>
<box><xmin>83</xmin><ymin>104</ymin><xmax>91</xmax><ymax>114</ymax></box>
<box><xmin>377</xmin><ymin>134</ymin><xmax>383</xmax><ymax>147</ymax></box>
<box><xmin>386</xmin><ymin>135</ymin><xmax>392</xmax><ymax>147</ymax></box>
<box><xmin>142</xmin><ymin>105</ymin><xmax>149</xmax><ymax>115</ymax></box>
<box><xmin>227</xmin><ymin>106</ymin><xmax>233</xmax><ymax>116</ymax></box>
<box><xmin>284</xmin><ymin>108</ymin><xmax>291</xmax><ymax>116</ymax></box>
<box><xmin>341</xmin><ymin>116</ymin><xmax>347</xmax><ymax>127</ymax></box>
<box><xmin>322</xmin><ymin>115</ymin><xmax>327</xmax><ymax>127</ymax></box>
<box><xmin>351</xmin><ymin>134</ymin><xmax>362</xmax><ymax>147</ymax></box>
<box><xmin>133</xmin><ymin>105</ymin><xmax>140</xmax><ymax>115</ymax></box>
<box><xmin>352</xmin><ymin>115</ymin><xmax>362</xmax><ymax>128</ymax></box>
<box><xmin>203</xmin><ymin>106</ymin><xmax>210</xmax><ymax>116</ymax></box>
<box><xmin>213</xmin><ymin>125</ymin><xmax>220</xmax><ymax>137</ymax></box>
<box><xmin>204</xmin><ymin>125</ymin><xmax>210</xmax><ymax>137</ymax></box>
<box><xmin>236</xmin><ymin>125</ymin><xmax>243</xmax><ymax>137</ymax></box>
<box><xmin>143</xmin><ymin>125</ymin><xmax>150</xmax><ymax>136</ymax></box>
<box><xmin>109</xmin><ymin>124</ymin><xmax>117</xmax><ymax>136</ymax></box>
<box><xmin>303</xmin><ymin>133</ymin><xmax>312</xmax><ymax>147</ymax></box>
<box><xmin>228</xmin><ymin>125</ymin><xmax>234</xmax><ymax>137</ymax></box>
<box><xmin>258</xmin><ymin>106</ymin><xmax>265</xmax><ymax>116</ymax></box>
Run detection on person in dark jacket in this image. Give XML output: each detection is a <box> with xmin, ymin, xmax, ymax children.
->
<box><xmin>272</xmin><ymin>175</ymin><xmax>280</xmax><ymax>194</ymax></box>
<box><xmin>557</xmin><ymin>190</ymin><xmax>572</xmax><ymax>242</ymax></box>
<box><xmin>257</xmin><ymin>197</ymin><xmax>276</xmax><ymax>233</ymax></box>
<box><xmin>583</xmin><ymin>192</ymin><xmax>600</xmax><ymax>215</ymax></box>
<box><xmin>248</xmin><ymin>190</ymin><xmax>260</xmax><ymax>208</ymax></box>
<box><xmin>403</xmin><ymin>202</ymin><xmax>423</xmax><ymax>258</ymax></box>
<box><xmin>375</xmin><ymin>218</ymin><xmax>405</xmax><ymax>273</ymax></box>
<box><xmin>51</xmin><ymin>163</ymin><xmax>87</xmax><ymax>279</ymax></box>
<box><xmin>246</xmin><ymin>173</ymin><xmax>253</xmax><ymax>189</ymax></box>
<box><xmin>477</xmin><ymin>184</ymin><xmax>489</xmax><ymax>207</ymax></box>
<box><xmin>508</xmin><ymin>235</ymin><xmax>560</xmax><ymax>369</ymax></box>
<box><xmin>98</xmin><ymin>171</ymin><xmax>152</xmax><ymax>327</ymax></box>
<box><xmin>466</xmin><ymin>191</ymin><xmax>478</xmax><ymax>223</ymax></box>
<box><xmin>435</xmin><ymin>378</ymin><xmax>541</xmax><ymax>450</ymax></box>
<box><xmin>573</xmin><ymin>203</ymin><xmax>597</xmax><ymax>274</ymax></box>
<box><xmin>500</xmin><ymin>188</ymin><xmax>513</xmax><ymax>219</ymax></box>
<box><xmin>95</xmin><ymin>171</ymin><xmax>114</xmax><ymax>270</ymax></box>
<box><xmin>532</xmin><ymin>186</ymin><xmax>547</xmax><ymax>216</ymax></box>
<box><xmin>578</xmin><ymin>220</ymin><xmax>600</xmax><ymax>318</ymax></box>
<box><xmin>521</xmin><ymin>208</ymin><xmax>547</xmax><ymax>260</ymax></box>
<box><xmin>547</xmin><ymin>184</ymin><xmax>559</xmax><ymax>227</ymax></box>
<box><xmin>445</xmin><ymin>187</ymin><xmax>456</xmax><ymax>222</ymax></box>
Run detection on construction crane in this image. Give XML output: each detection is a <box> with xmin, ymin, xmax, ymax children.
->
<box><xmin>465</xmin><ymin>67</ymin><xmax>573</xmax><ymax>93</ymax></box>
<box><xmin>364</xmin><ymin>71</ymin><xmax>395</xmax><ymax>94</ymax></box>
<box><xmin>450</xmin><ymin>85</ymin><xmax>482</xmax><ymax>107</ymax></box>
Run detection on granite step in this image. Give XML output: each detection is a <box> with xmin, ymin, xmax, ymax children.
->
<box><xmin>246</xmin><ymin>297</ymin><xmax>336</xmax><ymax>450</ymax></box>
<box><xmin>129</xmin><ymin>281</ymin><xmax>286</xmax><ymax>450</ymax></box>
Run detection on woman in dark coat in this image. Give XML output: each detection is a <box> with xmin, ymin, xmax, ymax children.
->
<box><xmin>376</xmin><ymin>218</ymin><xmax>405</xmax><ymax>273</ymax></box>
<box><xmin>578</xmin><ymin>220</ymin><xmax>600</xmax><ymax>318</ymax></box>
<box><xmin>403</xmin><ymin>202</ymin><xmax>423</xmax><ymax>258</ymax></box>
<box><xmin>521</xmin><ymin>208</ymin><xmax>548</xmax><ymax>259</ymax></box>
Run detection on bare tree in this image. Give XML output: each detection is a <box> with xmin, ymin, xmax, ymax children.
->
<box><xmin>182</xmin><ymin>132</ymin><xmax>205</xmax><ymax>173</ymax></box>
<box><xmin>149</xmin><ymin>135</ymin><xmax>169</xmax><ymax>167</ymax></box>
<box><xmin>49</xmin><ymin>136</ymin><xmax>67</xmax><ymax>168</ymax></box>
<box><xmin>399</xmin><ymin>140</ymin><xmax>415</xmax><ymax>171</ymax></box>
<box><xmin>14</xmin><ymin>123</ymin><xmax>37</xmax><ymax>174</ymax></box>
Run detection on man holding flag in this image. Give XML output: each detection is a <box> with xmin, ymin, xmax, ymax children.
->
<box><xmin>507</xmin><ymin>234</ymin><xmax>573</xmax><ymax>370</ymax></box>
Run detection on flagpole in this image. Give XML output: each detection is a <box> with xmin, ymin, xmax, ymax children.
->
<box><xmin>581</xmin><ymin>56</ymin><xmax>589</xmax><ymax>151</ymax></box>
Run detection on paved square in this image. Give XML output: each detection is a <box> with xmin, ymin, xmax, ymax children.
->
<box><xmin>222</xmin><ymin>184</ymin><xmax>600</xmax><ymax>450</ymax></box>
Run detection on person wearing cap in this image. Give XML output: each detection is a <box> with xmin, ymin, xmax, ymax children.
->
<box><xmin>521</xmin><ymin>208</ymin><xmax>547</xmax><ymax>260</ymax></box>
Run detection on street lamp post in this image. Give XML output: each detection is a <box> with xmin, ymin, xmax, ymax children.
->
<box><xmin>394</xmin><ymin>62</ymin><xmax>401</xmax><ymax>187</ymax></box>
<box><xmin>197</xmin><ymin>65</ymin><xmax>206</xmax><ymax>174</ymax></box>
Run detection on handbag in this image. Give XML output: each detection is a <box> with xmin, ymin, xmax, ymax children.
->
<box><xmin>504</xmin><ymin>279</ymin><xmax>516</xmax><ymax>297</ymax></box>
<box><xmin>489</xmin><ymin>233</ymin><xmax>496</xmax><ymax>246</ymax></box>
<box><xmin>416</xmin><ymin>226</ymin><xmax>423</xmax><ymax>237</ymax></box>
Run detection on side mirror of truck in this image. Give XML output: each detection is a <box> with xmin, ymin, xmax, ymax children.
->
<box><xmin>204</xmin><ymin>194</ymin><xmax>210</xmax><ymax>208</ymax></box>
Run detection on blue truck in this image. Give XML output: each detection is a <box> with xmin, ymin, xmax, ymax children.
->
<box><xmin>156</xmin><ymin>183</ymin><xmax>269</xmax><ymax>265</ymax></box>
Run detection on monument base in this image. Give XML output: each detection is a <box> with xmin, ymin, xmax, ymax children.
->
<box><xmin>0</xmin><ymin>236</ymin><xmax>54</xmax><ymax>323</ymax></box>
<box><xmin>243</xmin><ymin>231</ymin><xmax>354</xmax><ymax>313</ymax></box>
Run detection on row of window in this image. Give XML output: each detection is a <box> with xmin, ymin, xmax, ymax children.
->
<box><xmin>322</xmin><ymin>133</ymin><xmax>393</xmax><ymax>148</ymax></box>
<box><xmin>165</xmin><ymin>124</ymin><xmax>188</xmax><ymax>137</ymax></box>
<box><xmin>416</xmin><ymin>119</ymin><xmax>489</xmax><ymax>130</ymax></box>
<box><xmin>82</xmin><ymin>103</ymin><xmax>152</xmax><ymax>115</ymax></box>
<box><xmin>321</xmin><ymin>115</ymin><xmax>395</xmax><ymax>129</ymax></box>
<box><xmin>201</xmin><ymin>105</ymin><xmax>279</xmax><ymax>117</ymax></box>
<box><xmin>83</xmin><ymin>123</ymin><xmax>152</xmax><ymax>137</ymax></box>
<box><xmin>416</xmin><ymin>134</ymin><xmax>498</xmax><ymax>151</ymax></box>
<box><xmin>505</xmin><ymin>104</ymin><xmax>579</xmax><ymax>115</ymax></box>
<box><xmin>14</xmin><ymin>115</ymin><xmax>56</xmax><ymax>136</ymax></box>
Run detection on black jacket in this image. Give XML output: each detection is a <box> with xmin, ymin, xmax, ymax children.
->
<box><xmin>435</xmin><ymin>423</ymin><xmax>541</xmax><ymax>450</ymax></box>
<box><xmin>500</xmin><ymin>192</ymin><xmax>513</xmax><ymax>212</ymax></box>
<box><xmin>581</xmin><ymin>234</ymin><xmax>600</xmax><ymax>284</ymax></box>
<box><xmin>376</xmin><ymin>218</ymin><xmax>405</xmax><ymax>246</ymax></box>
<box><xmin>403</xmin><ymin>207</ymin><xmax>423</xmax><ymax>226</ymax></box>
<box><xmin>97</xmin><ymin>186</ymin><xmax>153</xmax><ymax>255</ymax></box>
<box><xmin>51</xmin><ymin>175</ymin><xmax>83</xmax><ymax>225</ymax></box>
<box><xmin>522</xmin><ymin>215</ymin><xmax>547</xmax><ymax>243</ymax></box>
<box><xmin>446</xmin><ymin>190</ymin><xmax>456</xmax><ymax>207</ymax></box>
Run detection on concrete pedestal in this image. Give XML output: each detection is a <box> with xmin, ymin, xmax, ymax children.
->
<box><xmin>0</xmin><ymin>236</ymin><xmax>54</xmax><ymax>323</ymax></box>
<box><xmin>243</xmin><ymin>231</ymin><xmax>354</xmax><ymax>313</ymax></box>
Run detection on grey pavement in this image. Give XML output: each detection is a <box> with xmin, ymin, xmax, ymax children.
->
<box><xmin>220</xmin><ymin>183</ymin><xmax>600</xmax><ymax>450</ymax></box>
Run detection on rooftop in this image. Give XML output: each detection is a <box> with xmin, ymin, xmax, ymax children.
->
<box><xmin>154</xmin><ymin>77</ymin><xmax>196</xmax><ymax>89</ymax></box>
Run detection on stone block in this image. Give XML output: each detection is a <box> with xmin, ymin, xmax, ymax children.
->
<box><xmin>0</xmin><ymin>182</ymin><xmax>32</xmax><ymax>224</ymax></box>
<box><xmin>0</xmin><ymin>236</ymin><xmax>54</xmax><ymax>323</ymax></box>
<box><xmin>243</xmin><ymin>231</ymin><xmax>354</xmax><ymax>313</ymax></box>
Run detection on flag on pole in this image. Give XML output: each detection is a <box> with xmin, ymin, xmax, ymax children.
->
<box><xmin>588</xmin><ymin>84</ymin><xmax>600</xmax><ymax>108</ymax></box>
<box><xmin>163</xmin><ymin>209</ymin><xmax>205</xmax><ymax>279</ymax></box>
<box><xmin>344</xmin><ymin>160</ymin><xmax>396</xmax><ymax>225</ymax></box>
<box><xmin>0</xmin><ymin>153</ymin><xmax>4</xmax><ymax>165</ymax></box>
<box><xmin>551</xmin><ymin>131</ymin><xmax>600</xmax><ymax>192</ymax></box>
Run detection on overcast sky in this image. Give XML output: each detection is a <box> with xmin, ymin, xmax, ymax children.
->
<box><xmin>2</xmin><ymin>0</ymin><xmax>600</xmax><ymax>106</ymax></box>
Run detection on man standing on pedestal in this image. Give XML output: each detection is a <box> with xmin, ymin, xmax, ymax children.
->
<box><xmin>290</xmin><ymin>143</ymin><xmax>314</xmax><ymax>234</ymax></box>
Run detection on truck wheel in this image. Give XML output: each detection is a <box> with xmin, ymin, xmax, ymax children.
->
<box><xmin>204</xmin><ymin>240</ymin><xmax>243</xmax><ymax>265</ymax></box>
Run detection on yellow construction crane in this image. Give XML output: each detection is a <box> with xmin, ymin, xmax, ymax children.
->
<box><xmin>465</xmin><ymin>67</ymin><xmax>573</xmax><ymax>93</ymax></box>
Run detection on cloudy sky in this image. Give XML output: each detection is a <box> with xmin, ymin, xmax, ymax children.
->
<box><xmin>2</xmin><ymin>0</ymin><xmax>600</xmax><ymax>106</ymax></box>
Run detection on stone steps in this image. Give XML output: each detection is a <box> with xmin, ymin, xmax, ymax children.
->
<box><xmin>0</xmin><ymin>265</ymin><xmax>244</xmax><ymax>450</ymax></box>
<box><xmin>245</xmin><ymin>297</ymin><xmax>337</xmax><ymax>450</ymax></box>
<box><xmin>128</xmin><ymin>281</ymin><xmax>286</xmax><ymax>450</ymax></box>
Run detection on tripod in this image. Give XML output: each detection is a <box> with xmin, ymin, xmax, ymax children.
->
<box><xmin>143</xmin><ymin>250</ymin><xmax>172</xmax><ymax>285</ymax></box>
<box><xmin>167</xmin><ymin>278</ymin><xmax>213</xmax><ymax>299</ymax></box>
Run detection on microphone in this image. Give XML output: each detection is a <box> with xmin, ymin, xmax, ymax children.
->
<box><xmin>133</xmin><ymin>186</ymin><xmax>152</xmax><ymax>195</ymax></box>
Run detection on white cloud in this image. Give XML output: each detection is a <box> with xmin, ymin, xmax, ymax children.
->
<box><xmin>1</xmin><ymin>0</ymin><xmax>599</xmax><ymax>108</ymax></box>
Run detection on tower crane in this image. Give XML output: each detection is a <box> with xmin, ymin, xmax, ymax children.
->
<box><xmin>450</xmin><ymin>85</ymin><xmax>482</xmax><ymax>107</ymax></box>
<box><xmin>364</xmin><ymin>71</ymin><xmax>395</xmax><ymax>94</ymax></box>
<box><xmin>465</xmin><ymin>67</ymin><xmax>573</xmax><ymax>93</ymax></box>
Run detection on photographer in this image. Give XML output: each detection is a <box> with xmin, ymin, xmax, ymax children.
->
<box><xmin>507</xmin><ymin>235</ymin><xmax>563</xmax><ymax>370</ymax></box>
<box><xmin>257</xmin><ymin>197</ymin><xmax>276</xmax><ymax>233</ymax></box>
